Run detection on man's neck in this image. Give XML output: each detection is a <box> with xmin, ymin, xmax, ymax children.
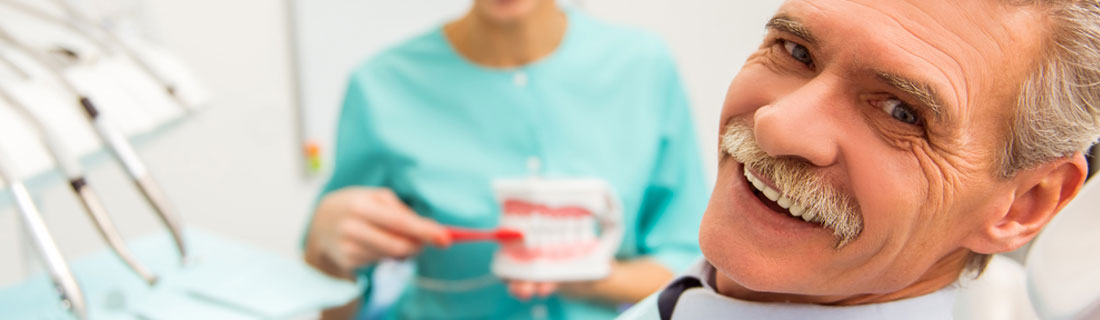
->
<box><xmin>714</xmin><ymin>249</ymin><xmax>971</xmax><ymax>305</ymax></box>
<box><xmin>443</xmin><ymin>3</ymin><xmax>566</xmax><ymax>68</ymax></box>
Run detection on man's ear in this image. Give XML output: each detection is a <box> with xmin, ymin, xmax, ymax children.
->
<box><xmin>969</xmin><ymin>152</ymin><xmax>1089</xmax><ymax>254</ymax></box>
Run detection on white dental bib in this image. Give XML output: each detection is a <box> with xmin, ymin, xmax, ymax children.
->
<box><xmin>618</xmin><ymin>258</ymin><xmax>958</xmax><ymax>320</ymax></box>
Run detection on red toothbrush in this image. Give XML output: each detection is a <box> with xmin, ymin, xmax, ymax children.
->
<box><xmin>445</xmin><ymin>227</ymin><xmax>525</xmax><ymax>243</ymax></box>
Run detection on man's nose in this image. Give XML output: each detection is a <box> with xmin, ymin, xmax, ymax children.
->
<box><xmin>752</xmin><ymin>78</ymin><xmax>843</xmax><ymax>167</ymax></box>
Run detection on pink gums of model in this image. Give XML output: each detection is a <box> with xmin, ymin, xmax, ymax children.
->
<box><xmin>499</xmin><ymin>199</ymin><xmax>600</xmax><ymax>262</ymax></box>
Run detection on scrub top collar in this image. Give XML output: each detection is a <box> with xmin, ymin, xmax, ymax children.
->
<box><xmin>437</xmin><ymin>9</ymin><xmax>580</xmax><ymax>74</ymax></box>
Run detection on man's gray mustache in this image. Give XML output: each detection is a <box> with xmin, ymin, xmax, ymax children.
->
<box><xmin>721</xmin><ymin>120</ymin><xmax>863</xmax><ymax>248</ymax></box>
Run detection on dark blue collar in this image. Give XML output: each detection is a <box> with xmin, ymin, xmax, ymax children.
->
<box><xmin>657</xmin><ymin>276</ymin><xmax>703</xmax><ymax>320</ymax></box>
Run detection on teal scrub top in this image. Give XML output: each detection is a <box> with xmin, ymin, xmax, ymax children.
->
<box><xmin>318</xmin><ymin>10</ymin><xmax>708</xmax><ymax>320</ymax></box>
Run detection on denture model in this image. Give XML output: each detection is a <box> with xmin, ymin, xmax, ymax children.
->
<box><xmin>490</xmin><ymin>178</ymin><xmax>623</xmax><ymax>281</ymax></box>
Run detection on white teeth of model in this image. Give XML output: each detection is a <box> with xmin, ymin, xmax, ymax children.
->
<box><xmin>790</xmin><ymin>205</ymin><xmax>805</xmax><ymax>217</ymax></box>
<box><xmin>777</xmin><ymin>196</ymin><xmax>792</xmax><ymax>209</ymax></box>
<box><xmin>587</xmin><ymin>219</ymin><xmax>597</xmax><ymax>241</ymax></box>
<box><xmin>576</xmin><ymin>219</ymin><xmax>585</xmax><ymax>241</ymax></box>
<box><xmin>801</xmin><ymin>210</ymin><xmax>816</xmax><ymax>222</ymax></box>
<box><xmin>549</xmin><ymin>218</ymin><xmax>559</xmax><ymax>244</ymax></box>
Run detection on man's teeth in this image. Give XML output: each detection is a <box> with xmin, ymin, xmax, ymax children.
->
<box><xmin>790</xmin><ymin>204</ymin><xmax>805</xmax><ymax>217</ymax></box>
<box><xmin>751</xmin><ymin>176</ymin><xmax>766</xmax><ymax>192</ymax></box>
<box><xmin>800</xmin><ymin>209</ymin><xmax>816</xmax><ymax>222</ymax></box>
<box><xmin>744</xmin><ymin>166</ymin><xmax>816</xmax><ymax>223</ymax></box>
<box><xmin>744</xmin><ymin>167</ymin><xmax>787</xmax><ymax>207</ymax></box>
<box><xmin>762</xmin><ymin>187</ymin><xmax>780</xmax><ymax>201</ymax></box>
<box><xmin>777</xmin><ymin>197</ymin><xmax>792</xmax><ymax>209</ymax></box>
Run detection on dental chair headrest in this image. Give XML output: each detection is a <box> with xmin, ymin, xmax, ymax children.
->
<box><xmin>1026</xmin><ymin>179</ymin><xmax>1100</xmax><ymax>319</ymax></box>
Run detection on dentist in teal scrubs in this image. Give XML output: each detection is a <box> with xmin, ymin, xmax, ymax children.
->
<box><xmin>303</xmin><ymin>0</ymin><xmax>707</xmax><ymax>318</ymax></box>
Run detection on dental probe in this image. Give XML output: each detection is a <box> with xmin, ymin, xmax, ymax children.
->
<box><xmin>0</xmin><ymin>148</ymin><xmax>87</xmax><ymax>319</ymax></box>
<box><xmin>0</xmin><ymin>0</ymin><xmax>196</xmax><ymax>112</ymax></box>
<box><xmin>0</xmin><ymin>27</ymin><xmax>189</xmax><ymax>264</ymax></box>
<box><xmin>0</xmin><ymin>55</ymin><xmax>158</xmax><ymax>284</ymax></box>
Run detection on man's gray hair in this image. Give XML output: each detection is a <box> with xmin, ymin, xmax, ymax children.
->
<box><xmin>1000</xmin><ymin>0</ymin><xmax>1100</xmax><ymax>178</ymax></box>
<box><xmin>968</xmin><ymin>0</ymin><xmax>1100</xmax><ymax>275</ymax></box>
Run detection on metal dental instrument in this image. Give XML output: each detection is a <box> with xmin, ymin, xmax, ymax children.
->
<box><xmin>0</xmin><ymin>52</ymin><xmax>158</xmax><ymax>284</ymax></box>
<box><xmin>0</xmin><ymin>26</ymin><xmax>189</xmax><ymax>264</ymax></box>
<box><xmin>0</xmin><ymin>0</ymin><xmax>195</xmax><ymax>112</ymax></box>
<box><xmin>0</xmin><ymin>149</ymin><xmax>87</xmax><ymax>319</ymax></box>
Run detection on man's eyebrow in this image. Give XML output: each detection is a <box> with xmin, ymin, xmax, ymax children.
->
<box><xmin>875</xmin><ymin>71</ymin><xmax>947</xmax><ymax>122</ymax></box>
<box><xmin>766</xmin><ymin>15</ymin><xmax>817</xmax><ymax>44</ymax></box>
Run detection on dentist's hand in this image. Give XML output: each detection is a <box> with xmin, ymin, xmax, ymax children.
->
<box><xmin>305</xmin><ymin>187</ymin><xmax>451</xmax><ymax>280</ymax></box>
<box><xmin>505</xmin><ymin>259</ymin><xmax>673</xmax><ymax>304</ymax></box>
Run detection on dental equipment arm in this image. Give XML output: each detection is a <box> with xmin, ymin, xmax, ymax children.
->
<box><xmin>0</xmin><ymin>27</ymin><xmax>189</xmax><ymax>264</ymax></box>
<box><xmin>0</xmin><ymin>58</ymin><xmax>157</xmax><ymax>283</ymax></box>
<box><xmin>0</xmin><ymin>0</ymin><xmax>195</xmax><ymax>111</ymax></box>
<box><xmin>0</xmin><ymin>149</ymin><xmax>87</xmax><ymax>319</ymax></box>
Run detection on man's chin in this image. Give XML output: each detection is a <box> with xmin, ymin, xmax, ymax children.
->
<box><xmin>700</xmin><ymin>247</ymin><xmax>823</xmax><ymax>301</ymax></box>
<box><xmin>697</xmin><ymin>212</ymin><xmax>796</xmax><ymax>295</ymax></box>
<box><xmin>700</xmin><ymin>234</ymin><xmax>865</xmax><ymax>304</ymax></box>
<box><xmin>697</xmin><ymin>164</ymin><xmax>850</xmax><ymax>298</ymax></box>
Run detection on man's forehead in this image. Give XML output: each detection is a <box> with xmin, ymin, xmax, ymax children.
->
<box><xmin>781</xmin><ymin>0</ymin><xmax>1029</xmax><ymax>58</ymax></box>
<box><xmin>774</xmin><ymin>0</ymin><xmax>1045</xmax><ymax>130</ymax></box>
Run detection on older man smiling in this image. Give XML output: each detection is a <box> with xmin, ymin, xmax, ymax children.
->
<box><xmin>620</xmin><ymin>0</ymin><xmax>1100</xmax><ymax>319</ymax></box>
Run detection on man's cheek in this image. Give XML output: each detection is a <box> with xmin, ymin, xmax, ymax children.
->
<box><xmin>846</xmin><ymin>146</ymin><xmax>931</xmax><ymax>240</ymax></box>
<box><xmin>907</xmin><ymin>141</ymin><xmax>973</xmax><ymax>216</ymax></box>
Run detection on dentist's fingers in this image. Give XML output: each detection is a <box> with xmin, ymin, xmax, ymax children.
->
<box><xmin>359</xmin><ymin>194</ymin><xmax>451</xmax><ymax>247</ymax></box>
<box><xmin>332</xmin><ymin>241</ymin><xmax>370</xmax><ymax>271</ymax></box>
<box><xmin>535</xmin><ymin>282</ymin><xmax>558</xmax><ymax>297</ymax></box>
<box><xmin>325</xmin><ymin>220</ymin><xmax>417</xmax><ymax>270</ymax></box>
<box><xmin>355</xmin><ymin>222</ymin><xmax>423</xmax><ymax>258</ymax></box>
<box><xmin>507</xmin><ymin>281</ymin><xmax>560</xmax><ymax>300</ymax></box>
<box><xmin>360</xmin><ymin>224</ymin><xmax>420</xmax><ymax>259</ymax></box>
<box><xmin>306</xmin><ymin>187</ymin><xmax>443</xmax><ymax>278</ymax></box>
<box><xmin>509</xmin><ymin>281</ymin><xmax>537</xmax><ymax>301</ymax></box>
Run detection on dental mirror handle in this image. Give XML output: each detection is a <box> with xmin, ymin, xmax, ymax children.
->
<box><xmin>39</xmin><ymin>116</ymin><xmax>159</xmax><ymax>284</ymax></box>
<box><xmin>70</xmin><ymin>177</ymin><xmax>159</xmax><ymax>283</ymax></box>
<box><xmin>0</xmin><ymin>87</ymin><xmax>158</xmax><ymax>284</ymax></box>
<box><xmin>48</xmin><ymin>130</ymin><xmax>160</xmax><ymax>283</ymax></box>
<box><xmin>0</xmin><ymin>25</ymin><xmax>189</xmax><ymax>263</ymax></box>
<box><xmin>1</xmin><ymin>0</ymin><xmax>191</xmax><ymax>110</ymax></box>
<box><xmin>0</xmin><ymin>151</ymin><xmax>87</xmax><ymax>318</ymax></box>
<box><xmin>86</xmin><ymin>99</ymin><xmax>188</xmax><ymax>263</ymax></box>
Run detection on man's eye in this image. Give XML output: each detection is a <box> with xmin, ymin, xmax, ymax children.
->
<box><xmin>880</xmin><ymin>98</ymin><xmax>922</xmax><ymax>125</ymax></box>
<box><xmin>782</xmin><ymin>39</ymin><xmax>814</xmax><ymax>67</ymax></box>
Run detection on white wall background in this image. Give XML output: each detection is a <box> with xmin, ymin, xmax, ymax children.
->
<box><xmin>0</xmin><ymin>0</ymin><xmax>782</xmax><ymax>286</ymax></box>
<box><xmin>0</xmin><ymin>0</ymin><xmax>318</xmax><ymax>286</ymax></box>
<box><xmin>294</xmin><ymin>0</ymin><xmax>783</xmax><ymax>183</ymax></box>
<box><xmin>582</xmin><ymin>0</ymin><xmax>784</xmax><ymax>180</ymax></box>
